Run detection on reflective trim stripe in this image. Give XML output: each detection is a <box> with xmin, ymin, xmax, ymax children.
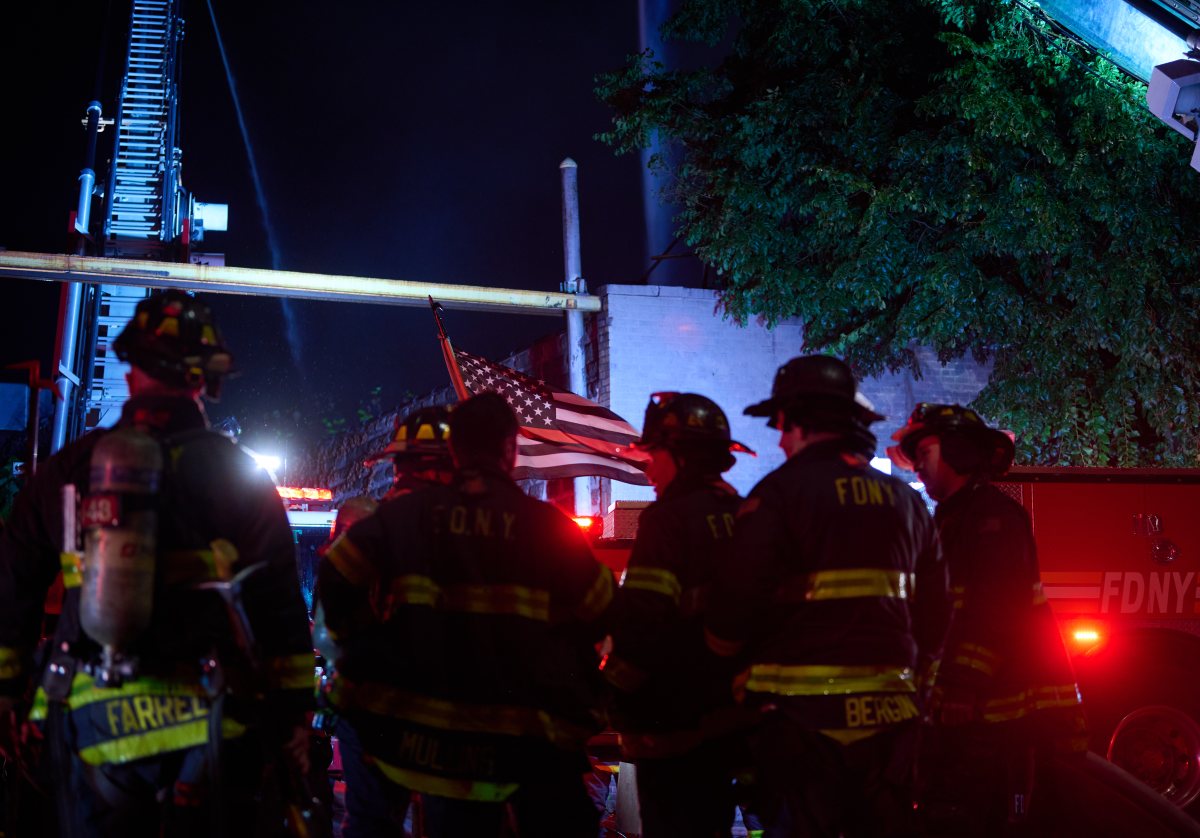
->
<box><xmin>1031</xmin><ymin>582</ymin><xmax>1048</xmax><ymax>606</ymax></box>
<box><xmin>780</xmin><ymin>569</ymin><xmax>915</xmax><ymax>602</ymax></box>
<box><xmin>602</xmin><ymin>655</ymin><xmax>648</xmax><ymax>693</ymax></box>
<box><xmin>575</xmin><ymin>566</ymin><xmax>614</xmax><ymax>622</ymax></box>
<box><xmin>28</xmin><ymin>687</ymin><xmax>48</xmax><ymax>721</ymax></box>
<box><xmin>388</xmin><ymin>574</ymin><xmax>440</xmax><ymax>608</ymax></box>
<box><xmin>56</xmin><ymin>673</ymin><xmax>209</xmax><ymax>711</ymax></box>
<box><xmin>444</xmin><ymin>584</ymin><xmax>550</xmax><ymax>622</ymax></box>
<box><xmin>326</xmin><ymin>536</ymin><xmax>375</xmax><ymax>587</ymax></box>
<box><xmin>78</xmin><ymin>717</ymin><xmax>246</xmax><ymax>766</ymax></box>
<box><xmin>622</xmin><ymin>567</ymin><xmax>681</xmax><ymax>604</ymax></box>
<box><xmin>161</xmin><ymin>549</ymin><xmax>218</xmax><ymax>586</ymax></box>
<box><xmin>742</xmin><ymin>664</ymin><xmax>916</xmax><ymax>697</ymax></box>
<box><xmin>950</xmin><ymin>585</ymin><xmax>966</xmax><ymax>610</ymax></box>
<box><xmin>981</xmin><ymin>683</ymin><xmax>1082</xmax><ymax>723</ymax></box>
<box><xmin>950</xmin><ymin>642</ymin><xmax>1002</xmax><ymax>677</ymax></box>
<box><xmin>372</xmin><ymin>758</ymin><xmax>518</xmax><ymax>802</ymax></box>
<box><xmin>60</xmin><ymin>552</ymin><xmax>83</xmax><ymax>589</ymax></box>
<box><xmin>329</xmin><ymin>680</ymin><xmax>594</xmax><ymax>749</ymax></box>
<box><xmin>265</xmin><ymin>653</ymin><xmax>315</xmax><ymax>690</ymax></box>
<box><xmin>818</xmin><ymin>728</ymin><xmax>886</xmax><ymax>746</ymax></box>
<box><xmin>0</xmin><ymin>647</ymin><xmax>22</xmax><ymax>680</ymax></box>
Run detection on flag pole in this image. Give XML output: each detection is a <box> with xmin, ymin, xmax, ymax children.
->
<box><xmin>429</xmin><ymin>296</ymin><xmax>470</xmax><ymax>401</ymax></box>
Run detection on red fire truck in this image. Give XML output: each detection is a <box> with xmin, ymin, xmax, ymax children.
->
<box><xmin>993</xmin><ymin>467</ymin><xmax>1200</xmax><ymax>815</ymax></box>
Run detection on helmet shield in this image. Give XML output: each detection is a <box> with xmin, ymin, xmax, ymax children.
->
<box><xmin>365</xmin><ymin>406</ymin><xmax>453</xmax><ymax>467</ymax></box>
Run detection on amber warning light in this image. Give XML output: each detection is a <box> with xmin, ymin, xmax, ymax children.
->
<box><xmin>277</xmin><ymin>487</ymin><xmax>333</xmax><ymax>501</ymax></box>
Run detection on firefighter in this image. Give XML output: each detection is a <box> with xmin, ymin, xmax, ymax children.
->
<box><xmin>0</xmin><ymin>290</ymin><xmax>315</xmax><ymax>837</ymax></box>
<box><xmin>317</xmin><ymin>392</ymin><xmax>613</xmax><ymax>838</ymax></box>
<box><xmin>705</xmin><ymin>355</ymin><xmax>950</xmax><ymax>837</ymax></box>
<box><xmin>888</xmin><ymin>404</ymin><xmax>1086</xmax><ymax>834</ymax></box>
<box><xmin>604</xmin><ymin>392</ymin><xmax>755</xmax><ymax>837</ymax></box>
<box><xmin>318</xmin><ymin>407</ymin><xmax>455</xmax><ymax>838</ymax></box>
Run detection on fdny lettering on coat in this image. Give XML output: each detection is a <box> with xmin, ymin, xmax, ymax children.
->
<box><xmin>834</xmin><ymin>477</ymin><xmax>896</xmax><ymax>507</ymax></box>
<box><xmin>434</xmin><ymin>506</ymin><xmax>517</xmax><ymax>540</ymax></box>
<box><xmin>1100</xmin><ymin>572</ymin><xmax>1195</xmax><ymax>615</ymax></box>
<box><xmin>705</xmin><ymin>513</ymin><xmax>735</xmax><ymax>539</ymax></box>
<box><xmin>104</xmin><ymin>695</ymin><xmax>208</xmax><ymax>737</ymax></box>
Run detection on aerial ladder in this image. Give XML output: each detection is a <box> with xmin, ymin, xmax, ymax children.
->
<box><xmin>52</xmin><ymin>0</ymin><xmax>225</xmax><ymax>452</ymax></box>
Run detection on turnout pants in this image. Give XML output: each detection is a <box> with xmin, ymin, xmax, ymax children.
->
<box><xmin>750</xmin><ymin>712</ymin><xmax>919</xmax><ymax>838</ymax></box>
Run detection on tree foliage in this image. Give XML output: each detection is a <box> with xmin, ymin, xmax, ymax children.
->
<box><xmin>597</xmin><ymin>0</ymin><xmax>1200</xmax><ymax>466</ymax></box>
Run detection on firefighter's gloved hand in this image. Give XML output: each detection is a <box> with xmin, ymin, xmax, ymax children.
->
<box><xmin>935</xmin><ymin>684</ymin><xmax>977</xmax><ymax>726</ymax></box>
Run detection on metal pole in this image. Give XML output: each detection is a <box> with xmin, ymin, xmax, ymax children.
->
<box><xmin>51</xmin><ymin>284</ymin><xmax>84</xmax><ymax>453</ymax></box>
<box><xmin>560</xmin><ymin>158</ymin><xmax>592</xmax><ymax>516</ymax></box>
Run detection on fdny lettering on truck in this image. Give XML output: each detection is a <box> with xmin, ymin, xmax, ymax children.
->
<box><xmin>1041</xmin><ymin>571</ymin><xmax>1200</xmax><ymax>615</ymax></box>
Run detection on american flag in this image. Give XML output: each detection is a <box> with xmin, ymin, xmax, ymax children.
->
<box><xmin>455</xmin><ymin>350</ymin><xmax>650</xmax><ymax>485</ymax></box>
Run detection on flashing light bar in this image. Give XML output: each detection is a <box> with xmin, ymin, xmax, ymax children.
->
<box><xmin>1069</xmin><ymin>624</ymin><xmax>1104</xmax><ymax>653</ymax></box>
<box><xmin>277</xmin><ymin>486</ymin><xmax>333</xmax><ymax>501</ymax></box>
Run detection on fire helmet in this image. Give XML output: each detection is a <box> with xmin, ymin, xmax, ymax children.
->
<box><xmin>365</xmin><ymin>405</ymin><xmax>452</xmax><ymax>467</ymax></box>
<box><xmin>887</xmin><ymin>403</ymin><xmax>1015</xmax><ymax>477</ymax></box>
<box><xmin>112</xmin><ymin>290</ymin><xmax>233</xmax><ymax>400</ymax></box>
<box><xmin>635</xmin><ymin>392</ymin><xmax>754</xmax><ymax>456</ymax></box>
<box><xmin>744</xmin><ymin>355</ymin><xmax>884</xmax><ymax>430</ymax></box>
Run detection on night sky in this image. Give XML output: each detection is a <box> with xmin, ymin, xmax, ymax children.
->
<box><xmin>0</xmin><ymin>1</ymin><xmax>646</xmax><ymax>455</ymax></box>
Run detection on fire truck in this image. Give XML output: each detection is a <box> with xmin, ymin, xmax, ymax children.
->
<box><xmin>594</xmin><ymin>467</ymin><xmax>1200</xmax><ymax>819</ymax></box>
<box><xmin>992</xmin><ymin>467</ymin><xmax>1200</xmax><ymax>816</ymax></box>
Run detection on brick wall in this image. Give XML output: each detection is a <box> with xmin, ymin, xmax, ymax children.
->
<box><xmin>597</xmin><ymin>284</ymin><xmax>993</xmax><ymax>504</ymax></box>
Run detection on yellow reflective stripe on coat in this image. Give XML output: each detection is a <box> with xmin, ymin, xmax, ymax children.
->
<box><xmin>78</xmin><ymin>717</ymin><xmax>247</xmax><ymax>766</ymax></box>
<box><xmin>785</xmin><ymin>569</ymin><xmax>915</xmax><ymax>602</ymax></box>
<box><xmin>160</xmin><ymin>549</ymin><xmax>219</xmax><ymax>586</ymax></box>
<box><xmin>265</xmin><ymin>652</ymin><xmax>315</xmax><ymax>690</ymax></box>
<box><xmin>1031</xmin><ymin>581</ymin><xmax>1048</xmax><ymax>606</ymax></box>
<box><xmin>389</xmin><ymin>574</ymin><xmax>441</xmax><ymax>607</ymax></box>
<box><xmin>54</xmin><ymin>673</ymin><xmax>209</xmax><ymax>710</ymax></box>
<box><xmin>981</xmin><ymin>683</ymin><xmax>1083</xmax><ymax>723</ymax></box>
<box><xmin>326</xmin><ymin>535</ymin><xmax>376</xmax><ymax>587</ymax></box>
<box><xmin>950</xmin><ymin>584</ymin><xmax>966</xmax><ymax>610</ymax></box>
<box><xmin>575</xmin><ymin>566</ymin><xmax>614</xmax><ymax>622</ymax></box>
<box><xmin>950</xmin><ymin>642</ymin><xmax>1002</xmax><ymax>677</ymax></box>
<box><xmin>372</xmin><ymin>757</ymin><xmax>518</xmax><ymax>802</ymax></box>
<box><xmin>443</xmin><ymin>584</ymin><xmax>550</xmax><ymax>622</ymax></box>
<box><xmin>622</xmin><ymin>567</ymin><xmax>682</xmax><ymax>604</ymax></box>
<box><xmin>329</xmin><ymin>680</ymin><xmax>595</xmax><ymax>749</ymax></box>
<box><xmin>742</xmin><ymin>664</ymin><xmax>916</xmax><ymax>697</ymax></box>
<box><xmin>0</xmin><ymin>646</ymin><xmax>23</xmax><ymax>680</ymax></box>
<box><xmin>60</xmin><ymin>552</ymin><xmax>83</xmax><ymax>589</ymax></box>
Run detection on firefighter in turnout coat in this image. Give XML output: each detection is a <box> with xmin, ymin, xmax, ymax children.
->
<box><xmin>317</xmin><ymin>392</ymin><xmax>614</xmax><ymax>838</ymax></box>
<box><xmin>706</xmin><ymin>356</ymin><xmax>951</xmax><ymax>837</ymax></box>
<box><xmin>0</xmin><ymin>290</ymin><xmax>315</xmax><ymax>837</ymax></box>
<box><xmin>605</xmin><ymin>392</ymin><xmax>756</xmax><ymax>837</ymax></box>
<box><xmin>889</xmin><ymin>403</ymin><xmax>1086</xmax><ymax>834</ymax></box>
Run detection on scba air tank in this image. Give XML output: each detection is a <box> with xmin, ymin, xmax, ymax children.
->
<box><xmin>80</xmin><ymin>428</ymin><xmax>162</xmax><ymax>684</ymax></box>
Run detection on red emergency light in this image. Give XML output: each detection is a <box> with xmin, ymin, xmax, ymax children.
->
<box><xmin>573</xmin><ymin>515</ymin><xmax>602</xmax><ymax>537</ymax></box>
<box><xmin>1067</xmin><ymin>623</ymin><xmax>1105</xmax><ymax>653</ymax></box>
<box><xmin>277</xmin><ymin>486</ymin><xmax>333</xmax><ymax>501</ymax></box>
